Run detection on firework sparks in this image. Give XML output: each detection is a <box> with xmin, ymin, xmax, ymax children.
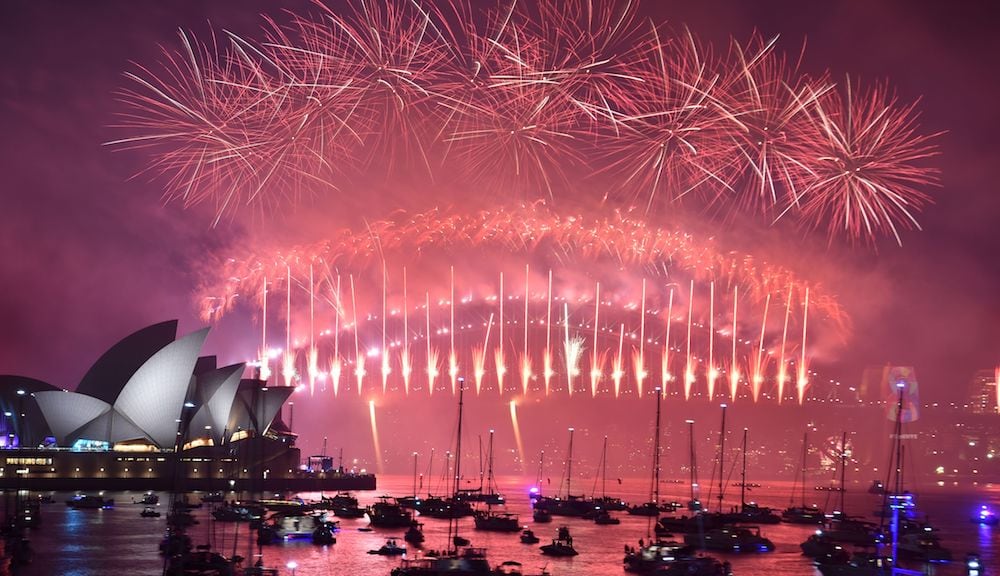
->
<box><xmin>114</xmin><ymin>5</ymin><xmax>940</xmax><ymax>244</ymax></box>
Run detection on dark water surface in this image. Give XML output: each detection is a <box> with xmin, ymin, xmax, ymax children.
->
<box><xmin>20</xmin><ymin>477</ymin><xmax>1000</xmax><ymax>576</ymax></box>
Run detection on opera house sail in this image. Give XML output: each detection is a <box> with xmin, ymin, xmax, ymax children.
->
<box><xmin>0</xmin><ymin>321</ymin><xmax>374</xmax><ymax>492</ymax></box>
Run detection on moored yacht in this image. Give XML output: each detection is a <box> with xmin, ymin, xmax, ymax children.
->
<box><xmin>684</xmin><ymin>526</ymin><xmax>774</xmax><ymax>554</ymax></box>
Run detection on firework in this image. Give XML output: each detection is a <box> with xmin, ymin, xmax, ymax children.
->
<box><xmin>785</xmin><ymin>78</ymin><xmax>941</xmax><ymax>245</ymax></box>
<box><xmin>113</xmin><ymin>2</ymin><xmax>940</xmax><ymax>244</ymax></box>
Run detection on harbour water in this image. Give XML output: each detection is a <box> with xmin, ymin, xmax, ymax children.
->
<box><xmin>18</xmin><ymin>477</ymin><xmax>999</xmax><ymax>575</ymax></box>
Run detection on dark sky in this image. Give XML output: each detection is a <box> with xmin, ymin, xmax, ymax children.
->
<box><xmin>2</xmin><ymin>0</ymin><xmax>999</xmax><ymax>412</ymax></box>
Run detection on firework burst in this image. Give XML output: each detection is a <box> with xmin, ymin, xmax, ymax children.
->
<box><xmin>112</xmin><ymin>0</ymin><xmax>941</xmax><ymax>245</ymax></box>
<box><xmin>785</xmin><ymin>78</ymin><xmax>941</xmax><ymax>245</ymax></box>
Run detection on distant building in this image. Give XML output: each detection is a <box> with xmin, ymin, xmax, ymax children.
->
<box><xmin>968</xmin><ymin>368</ymin><xmax>999</xmax><ymax>414</ymax></box>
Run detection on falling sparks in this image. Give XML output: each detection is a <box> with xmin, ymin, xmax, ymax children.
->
<box><xmin>797</xmin><ymin>287</ymin><xmax>810</xmax><ymax>404</ymax></box>
<box><xmin>368</xmin><ymin>400</ymin><xmax>383</xmax><ymax>476</ymax></box>
<box><xmin>660</xmin><ymin>288</ymin><xmax>674</xmax><ymax>398</ymax></box>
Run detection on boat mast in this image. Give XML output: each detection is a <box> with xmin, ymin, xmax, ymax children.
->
<box><xmin>565</xmin><ymin>428</ymin><xmax>575</xmax><ymax>498</ymax></box>
<box><xmin>652</xmin><ymin>387</ymin><xmax>663</xmax><ymax>507</ymax></box>
<box><xmin>412</xmin><ymin>452</ymin><xmax>418</xmax><ymax>502</ymax></box>
<box><xmin>487</xmin><ymin>429</ymin><xmax>496</xmax><ymax>496</ymax></box>
<box><xmin>449</xmin><ymin>377</ymin><xmax>466</xmax><ymax>552</ymax></box>
<box><xmin>838</xmin><ymin>431</ymin><xmax>847</xmax><ymax>514</ymax></box>
<box><xmin>602</xmin><ymin>436</ymin><xmax>608</xmax><ymax>499</ymax></box>
<box><xmin>686</xmin><ymin>419</ymin><xmax>698</xmax><ymax>507</ymax></box>
<box><xmin>800</xmin><ymin>431</ymin><xmax>808</xmax><ymax>508</ymax></box>
<box><xmin>717</xmin><ymin>404</ymin><xmax>727</xmax><ymax>513</ymax></box>
<box><xmin>740</xmin><ymin>428</ymin><xmax>748</xmax><ymax>510</ymax></box>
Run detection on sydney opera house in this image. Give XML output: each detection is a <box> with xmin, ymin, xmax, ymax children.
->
<box><xmin>0</xmin><ymin>321</ymin><xmax>373</xmax><ymax>492</ymax></box>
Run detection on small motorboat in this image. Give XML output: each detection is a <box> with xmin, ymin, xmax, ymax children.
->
<box><xmin>520</xmin><ymin>529</ymin><xmax>540</xmax><ymax>544</ymax></box>
<box><xmin>141</xmin><ymin>506</ymin><xmax>161</xmax><ymax>518</ymax></box>
<box><xmin>973</xmin><ymin>505</ymin><xmax>998</xmax><ymax>526</ymax></box>
<box><xmin>540</xmin><ymin>526</ymin><xmax>578</xmax><ymax>557</ymax></box>
<box><xmin>66</xmin><ymin>494</ymin><xmax>114</xmax><ymax>509</ymax></box>
<box><xmin>139</xmin><ymin>492</ymin><xmax>160</xmax><ymax>505</ymax></box>
<box><xmin>312</xmin><ymin>523</ymin><xmax>336</xmax><ymax>545</ymax></box>
<box><xmin>404</xmin><ymin>523</ymin><xmax>425</xmax><ymax>545</ymax></box>
<box><xmin>532</xmin><ymin>508</ymin><xmax>552</xmax><ymax>523</ymax></box>
<box><xmin>593</xmin><ymin>510</ymin><xmax>620</xmax><ymax>525</ymax></box>
<box><xmin>368</xmin><ymin>537</ymin><xmax>406</xmax><ymax>556</ymax></box>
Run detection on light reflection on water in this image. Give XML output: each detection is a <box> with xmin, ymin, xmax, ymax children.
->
<box><xmin>19</xmin><ymin>478</ymin><xmax>999</xmax><ymax>576</ymax></box>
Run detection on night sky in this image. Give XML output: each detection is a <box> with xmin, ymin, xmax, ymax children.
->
<box><xmin>2</xmin><ymin>0</ymin><xmax>999</xmax><ymax>443</ymax></box>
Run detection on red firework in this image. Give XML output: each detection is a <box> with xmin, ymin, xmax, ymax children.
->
<box><xmin>786</xmin><ymin>78</ymin><xmax>942</xmax><ymax>246</ymax></box>
<box><xmin>717</xmin><ymin>32</ymin><xmax>834</xmax><ymax>218</ymax></box>
<box><xmin>111</xmin><ymin>1</ymin><xmax>941</xmax><ymax>245</ymax></box>
<box><xmin>595</xmin><ymin>26</ymin><xmax>735</xmax><ymax>212</ymax></box>
<box><xmin>111</xmin><ymin>29</ymin><xmax>343</xmax><ymax>225</ymax></box>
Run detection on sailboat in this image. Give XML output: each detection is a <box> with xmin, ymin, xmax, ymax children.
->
<box><xmin>473</xmin><ymin>431</ymin><xmax>519</xmax><ymax>532</ymax></box>
<box><xmin>720</xmin><ymin>428</ymin><xmax>780</xmax><ymax>524</ymax></box>
<box><xmin>533</xmin><ymin>428</ymin><xmax>593</xmax><ymax>517</ymax></box>
<box><xmin>591</xmin><ymin>436</ymin><xmax>629</xmax><ymax>514</ymax></box>
<box><xmin>392</xmin><ymin>379</ymin><xmax>549</xmax><ymax>576</ymax></box>
<box><xmin>628</xmin><ymin>388</ymin><xmax>665</xmax><ymax>517</ymax></box>
<box><xmin>462</xmin><ymin>431</ymin><xmax>506</xmax><ymax>506</ymax></box>
<box><xmin>782</xmin><ymin>431</ymin><xmax>825</xmax><ymax>524</ymax></box>
<box><xmin>819</xmin><ymin>433</ymin><xmax>883</xmax><ymax>547</ymax></box>
<box><xmin>685</xmin><ymin>419</ymin><xmax>703</xmax><ymax>512</ymax></box>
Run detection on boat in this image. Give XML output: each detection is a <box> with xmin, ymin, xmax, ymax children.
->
<box><xmin>323</xmin><ymin>491</ymin><xmax>364</xmax><ymax>518</ymax></box>
<box><xmin>720</xmin><ymin>429</ymin><xmax>780</xmax><ymax>524</ymax></box>
<box><xmin>782</xmin><ymin>504</ymin><xmax>826</xmax><ymax>524</ymax></box>
<box><xmin>392</xmin><ymin>379</ymin><xmax>525</xmax><ymax>576</ymax></box>
<box><xmin>782</xmin><ymin>432</ymin><xmax>826</xmax><ymax>524</ymax></box>
<box><xmin>312</xmin><ymin>521</ymin><xmax>336</xmax><ymax>545</ymax></box>
<box><xmin>540</xmin><ymin>526</ymin><xmax>578</xmax><ymax>557</ymax></box>
<box><xmin>531</xmin><ymin>508</ymin><xmax>552</xmax><ymax>523</ymax></box>
<box><xmin>593</xmin><ymin>509</ymin><xmax>620</xmax><ymax>525</ymax></box>
<box><xmin>627</xmin><ymin>502</ymin><xmax>661</xmax><ymax>517</ymax></box>
<box><xmin>897</xmin><ymin>530</ymin><xmax>952</xmax><ymax>563</ymax></box>
<box><xmin>800</xmin><ymin>532</ymin><xmax>849</xmax><ymax>564</ymax></box>
<box><xmin>165</xmin><ymin>547</ymin><xmax>239</xmax><ymax>575</ymax></box>
<box><xmin>650</xmin><ymin>556</ymin><xmax>731</xmax><ymax>575</ymax></box>
<box><xmin>656</xmin><ymin>514</ymin><xmax>722</xmax><ymax>536</ymax></box>
<box><xmin>495</xmin><ymin>560</ymin><xmax>551</xmax><ymax>576</ymax></box>
<box><xmin>404</xmin><ymin>523</ymin><xmax>426</xmax><ymax>545</ymax></box>
<box><xmin>533</xmin><ymin>429</ymin><xmax>595</xmax><ymax>518</ymax></box>
<box><xmin>973</xmin><ymin>505</ymin><xmax>998</xmax><ymax>526</ymax></box>
<box><xmin>532</xmin><ymin>494</ymin><xmax>593</xmax><ymax>518</ymax></box>
<box><xmin>683</xmin><ymin>526</ymin><xmax>774</xmax><ymax>554</ymax></box>
<box><xmin>966</xmin><ymin>553</ymin><xmax>983</xmax><ymax>576</ymax></box>
<box><xmin>369</xmin><ymin>496</ymin><xmax>417</xmax><ymax>528</ymax></box>
<box><xmin>257</xmin><ymin>511</ymin><xmax>337</xmax><ymax>544</ymax></box>
<box><xmin>141</xmin><ymin>506</ymin><xmax>162</xmax><ymax>518</ymax></box>
<box><xmin>390</xmin><ymin>547</ymin><xmax>493</xmax><ymax>575</ymax></box>
<box><xmin>139</xmin><ymin>492</ymin><xmax>160</xmax><ymax>505</ymax></box>
<box><xmin>822</xmin><ymin>515</ymin><xmax>884</xmax><ymax>546</ymax></box>
<box><xmin>685</xmin><ymin>420</ymin><xmax>703</xmax><ymax>513</ymax></box>
<box><xmin>815</xmin><ymin>552</ymin><xmax>893</xmax><ymax>576</ymax></box>
<box><xmin>520</xmin><ymin>529</ymin><xmax>540</xmax><ymax>544</ymax></box>
<box><xmin>16</xmin><ymin>500</ymin><xmax>41</xmax><ymax>528</ymax></box>
<box><xmin>473</xmin><ymin>510</ymin><xmax>520</xmax><ymax>532</ymax></box>
<box><xmin>212</xmin><ymin>503</ymin><xmax>261</xmax><ymax>523</ymax></box>
<box><xmin>369</xmin><ymin>537</ymin><xmax>406</xmax><ymax>556</ymax></box>
<box><xmin>459</xmin><ymin>432</ymin><xmax>506</xmax><ymax>506</ymax></box>
<box><xmin>629</xmin><ymin>393</ymin><xmax>666</xmax><ymax>518</ymax></box>
<box><xmin>623</xmin><ymin>539</ymin><xmax>697</xmax><ymax>573</ymax></box>
<box><xmin>868</xmin><ymin>480</ymin><xmax>886</xmax><ymax>495</ymax></box>
<box><xmin>66</xmin><ymin>494</ymin><xmax>114</xmax><ymax>509</ymax></box>
<box><xmin>591</xmin><ymin>436</ymin><xmax>630</xmax><ymax>513</ymax></box>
